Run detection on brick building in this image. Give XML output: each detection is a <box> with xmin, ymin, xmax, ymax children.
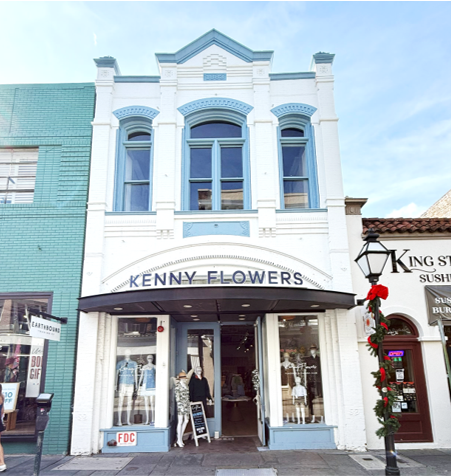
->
<box><xmin>0</xmin><ymin>83</ymin><xmax>95</xmax><ymax>454</ymax></box>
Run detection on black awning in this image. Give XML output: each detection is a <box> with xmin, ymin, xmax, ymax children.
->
<box><xmin>78</xmin><ymin>286</ymin><xmax>355</xmax><ymax>321</ymax></box>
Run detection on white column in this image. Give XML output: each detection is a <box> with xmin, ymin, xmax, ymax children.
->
<box><xmin>265</xmin><ymin>314</ymin><xmax>283</xmax><ymax>427</ymax></box>
<box><xmin>71</xmin><ymin>312</ymin><xmax>100</xmax><ymax>455</ymax></box>
<box><xmin>155</xmin><ymin>315</ymin><xmax>171</xmax><ymax>428</ymax></box>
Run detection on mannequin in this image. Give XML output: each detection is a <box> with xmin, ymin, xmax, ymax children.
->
<box><xmin>291</xmin><ymin>376</ymin><xmax>307</xmax><ymax>424</ymax></box>
<box><xmin>305</xmin><ymin>344</ymin><xmax>322</xmax><ymax>423</ymax></box>
<box><xmin>174</xmin><ymin>371</ymin><xmax>190</xmax><ymax>447</ymax></box>
<box><xmin>139</xmin><ymin>354</ymin><xmax>156</xmax><ymax>425</ymax></box>
<box><xmin>280</xmin><ymin>353</ymin><xmax>295</xmax><ymax>387</ymax></box>
<box><xmin>115</xmin><ymin>349</ymin><xmax>138</xmax><ymax>426</ymax></box>
<box><xmin>189</xmin><ymin>366</ymin><xmax>212</xmax><ymax>411</ymax></box>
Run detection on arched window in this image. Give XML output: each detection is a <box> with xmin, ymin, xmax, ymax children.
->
<box><xmin>183</xmin><ymin>115</ymin><xmax>250</xmax><ymax>211</ymax></box>
<box><xmin>272</xmin><ymin>104</ymin><xmax>319</xmax><ymax>210</ymax></box>
<box><xmin>114</xmin><ymin>117</ymin><xmax>154</xmax><ymax>212</ymax></box>
<box><xmin>178</xmin><ymin>98</ymin><xmax>253</xmax><ymax>212</ymax></box>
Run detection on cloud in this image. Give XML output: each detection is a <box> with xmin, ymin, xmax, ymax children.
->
<box><xmin>385</xmin><ymin>203</ymin><xmax>427</xmax><ymax>218</ymax></box>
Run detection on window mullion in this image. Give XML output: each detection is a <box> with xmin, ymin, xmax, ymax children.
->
<box><xmin>213</xmin><ymin>140</ymin><xmax>221</xmax><ymax>210</ymax></box>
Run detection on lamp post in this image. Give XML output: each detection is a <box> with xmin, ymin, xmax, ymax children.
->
<box><xmin>355</xmin><ymin>228</ymin><xmax>400</xmax><ymax>476</ymax></box>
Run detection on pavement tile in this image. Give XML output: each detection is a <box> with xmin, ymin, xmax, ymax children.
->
<box><xmin>272</xmin><ymin>452</ymin><xmax>329</xmax><ymax>468</ymax></box>
<box><xmin>400</xmin><ymin>449</ymin><xmax>450</xmax><ymax>456</ymax></box>
<box><xmin>3</xmin><ymin>455</ymin><xmax>34</xmax><ymax>469</ymax></box>
<box><xmin>159</xmin><ymin>468</ymin><xmax>215</xmax><ymax>476</ymax></box>
<box><xmin>88</xmin><ymin>472</ymin><xmax>120</xmax><ymax>476</ymax></box>
<box><xmin>203</xmin><ymin>453</ymin><xmax>263</xmax><ymax>467</ymax></box>
<box><xmin>129</xmin><ymin>455</ymin><xmax>164</xmax><ymax>465</ymax></box>
<box><xmin>400</xmin><ymin>455</ymin><xmax>451</xmax><ymax>467</ymax></box>
<box><xmin>43</xmin><ymin>455</ymin><xmax>76</xmax><ymax>471</ymax></box>
<box><xmin>115</xmin><ymin>463</ymin><xmax>156</xmax><ymax>476</ymax></box>
<box><xmin>169</xmin><ymin>454</ymin><xmax>204</xmax><ymax>466</ymax></box>
<box><xmin>276</xmin><ymin>468</ymin><xmax>337</xmax><ymax>476</ymax></box>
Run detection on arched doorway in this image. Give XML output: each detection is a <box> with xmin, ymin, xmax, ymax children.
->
<box><xmin>384</xmin><ymin>315</ymin><xmax>433</xmax><ymax>442</ymax></box>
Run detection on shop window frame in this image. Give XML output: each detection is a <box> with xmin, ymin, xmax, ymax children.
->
<box><xmin>0</xmin><ymin>292</ymin><xmax>52</xmax><ymax>442</ymax></box>
<box><xmin>180</xmin><ymin>108</ymin><xmax>251</xmax><ymax>212</ymax></box>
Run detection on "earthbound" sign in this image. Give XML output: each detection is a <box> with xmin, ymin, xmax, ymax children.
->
<box><xmin>129</xmin><ymin>270</ymin><xmax>304</xmax><ymax>288</ymax></box>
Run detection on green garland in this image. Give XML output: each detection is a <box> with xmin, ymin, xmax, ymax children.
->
<box><xmin>366</xmin><ymin>292</ymin><xmax>401</xmax><ymax>438</ymax></box>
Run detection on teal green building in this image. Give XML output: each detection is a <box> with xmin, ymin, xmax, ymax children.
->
<box><xmin>0</xmin><ymin>83</ymin><xmax>95</xmax><ymax>454</ymax></box>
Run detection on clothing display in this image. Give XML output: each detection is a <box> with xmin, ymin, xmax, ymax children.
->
<box><xmin>175</xmin><ymin>381</ymin><xmax>190</xmax><ymax>416</ymax></box>
<box><xmin>141</xmin><ymin>366</ymin><xmax>156</xmax><ymax>390</ymax></box>
<box><xmin>189</xmin><ymin>374</ymin><xmax>212</xmax><ymax>409</ymax></box>
<box><xmin>281</xmin><ymin>364</ymin><xmax>295</xmax><ymax>387</ymax></box>
<box><xmin>292</xmin><ymin>384</ymin><xmax>307</xmax><ymax>398</ymax></box>
<box><xmin>305</xmin><ymin>353</ymin><xmax>322</xmax><ymax>416</ymax></box>
<box><xmin>119</xmin><ymin>383</ymin><xmax>134</xmax><ymax>397</ymax></box>
<box><xmin>116</xmin><ymin>359</ymin><xmax>138</xmax><ymax>386</ymax></box>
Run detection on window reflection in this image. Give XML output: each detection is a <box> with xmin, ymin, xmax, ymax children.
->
<box><xmin>221</xmin><ymin>182</ymin><xmax>243</xmax><ymax>210</ymax></box>
<box><xmin>283</xmin><ymin>181</ymin><xmax>309</xmax><ymax>209</ymax></box>
<box><xmin>190</xmin><ymin>183</ymin><xmax>212</xmax><ymax>211</ymax></box>
<box><xmin>191</xmin><ymin>121</ymin><xmax>241</xmax><ymax>139</ymax></box>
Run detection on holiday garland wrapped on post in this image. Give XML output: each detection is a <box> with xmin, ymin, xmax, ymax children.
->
<box><xmin>365</xmin><ymin>284</ymin><xmax>401</xmax><ymax>438</ymax></box>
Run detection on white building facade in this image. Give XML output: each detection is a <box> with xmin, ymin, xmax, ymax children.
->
<box><xmin>71</xmin><ymin>30</ymin><xmax>367</xmax><ymax>454</ymax></box>
<box><xmin>346</xmin><ymin>204</ymin><xmax>451</xmax><ymax>450</ymax></box>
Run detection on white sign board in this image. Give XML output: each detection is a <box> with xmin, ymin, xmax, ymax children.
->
<box><xmin>116</xmin><ymin>431</ymin><xmax>137</xmax><ymax>446</ymax></box>
<box><xmin>26</xmin><ymin>342</ymin><xmax>44</xmax><ymax>398</ymax></box>
<box><xmin>2</xmin><ymin>383</ymin><xmax>20</xmax><ymax>412</ymax></box>
<box><xmin>30</xmin><ymin>315</ymin><xmax>61</xmax><ymax>341</ymax></box>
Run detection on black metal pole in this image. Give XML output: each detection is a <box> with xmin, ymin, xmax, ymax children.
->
<box><xmin>33</xmin><ymin>431</ymin><xmax>44</xmax><ymax>476</ymax></box>
<box><xmin>372</xmin><ymin>284</ymin><xmax>400</xmax><ymax>476</ymax></box>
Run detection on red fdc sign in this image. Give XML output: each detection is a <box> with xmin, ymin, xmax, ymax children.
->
<box><xmin>388</xmin><ymin>350</ymin><xmax>404</xmax><ymax>357</ymax></box>
<box><xmin>116</xmin><ymin>431</ymin><xmax>137</xmax><ymax>446</ymax></box>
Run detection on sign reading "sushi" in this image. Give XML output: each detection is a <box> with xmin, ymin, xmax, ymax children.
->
<box><xmin>129</xmin><ymin>270</ymin><xmax>304</xmax><ymax>288</ymax></box>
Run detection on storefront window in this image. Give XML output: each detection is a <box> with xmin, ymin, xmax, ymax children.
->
<box><xmin>278</xmin><ymin>315</ymin><xmax>324</xmax><ymax>425</ymax></box>
<box><xmin>114</xmin><ymin>317</ymin><xmax>157</xmax><ymax>426</ymax></box>
<box><xmin>389</xmin><ymin>349</ymin><xmax>418</xmax><ymax>413</ymax></box>
<box><xmin>187</xmin><ymin>329</ymin><xmax>215</xmax><ymax>418</ymax></box>
<box><xmin>0</xmin><ymin>295</ymin><xmax>48</xmax><ymax>436</ymax></box>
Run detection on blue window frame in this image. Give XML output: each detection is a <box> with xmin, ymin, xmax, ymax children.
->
<box><xmin>114</xmin><ymin>117</ymin><xmax>154</xmax><ymax>211</ymax></box>
<box><xmin>182</xmin><ymin>112</ymin><xmax>251</xmax><ymax>211</ymax></box>
<box><xmin>277</xmin><ymin>115</ymin><xmax>319</xmax><ymax>209</ymax></box>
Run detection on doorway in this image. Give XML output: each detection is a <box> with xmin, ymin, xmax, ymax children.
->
<box><xmin>384</xmin><ymin>315</ymin><xmax>433</xmax><ymax>442</ymax></box>
<box><xmin>220</xmin><ymin>325</ymin><xmax>258</xmax><ymax>437</ymax></box>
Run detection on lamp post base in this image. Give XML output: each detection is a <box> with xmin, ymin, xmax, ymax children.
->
<box><xmin>385</xmin><ymin>466</ymin><xmax>401</xmax><ymax>475</ymax></box>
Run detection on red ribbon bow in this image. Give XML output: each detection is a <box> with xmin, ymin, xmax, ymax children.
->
<box><xmin>383</xmin><ymin>397</ymin><xmax>389</xmax><ymax>407</ymax></box>
<box><xmin>380</xmin><ymin>367</ymin><xmax>386</xmax><ymax>382</ymax></box>
<box><xmin>366</xmin><ymin>284</ymin><xmax>389</xmax><ymax>301</ymax></box>
<box><xmin>367</xmin><ymin>336</ymin><xmax>378</xmax><ymax>349</ymax></box>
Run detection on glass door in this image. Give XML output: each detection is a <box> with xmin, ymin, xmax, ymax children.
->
<box><xmin>176</xmin><ymin>322</ymin><xmax>221</xmax><ymax>436</ymax></box>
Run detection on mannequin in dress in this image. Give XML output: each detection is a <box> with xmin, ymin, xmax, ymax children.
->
<box><xmin>280</xmin><ymin>353</ymin><xmax>295</xmax><ymax>387</ymax></box>
<box><xmin>305</xmin><ymin>344</ymin><xmax>322</xmax><ymax>423</ymax></box>
<box><xmin>189</xmin><ymin>366</ymin><xmax>212</xmax><ymax>410</ymax></box>
<box><xmin>139</xmin><ymin>354</ymin><xmax>156</xmax><ymax>425</ymax></box>
<box><xmin>174</xmin><ymin>371</ymin><xmax>190</xmax><ymax>447</ymax></box>
<box><xmin>115</xmin><ymin>349</ymin><xmax>138</xmax><ymax>426</ymax></box>
<box><xmin>291</xmin><ymin>376</ymin><xmax>307</xmax><ymax>424</ymax></box>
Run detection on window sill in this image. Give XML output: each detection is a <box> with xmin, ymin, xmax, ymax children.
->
<box><xmin>176</xmin><ymin>210</ymin><xmax>258</xmax><ymax>215</ymax></box>
<box><xmin>106</xmin><ymin>211</ymin><xmax>157</xmax><ymax>215</ymax></box>
<box><xmin>276</xmin><ymin>208</ymin><xmax>327</xmax><ymax>213</ymax></box>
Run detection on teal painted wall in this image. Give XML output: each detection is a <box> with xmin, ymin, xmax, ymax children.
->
<box><xmin>0</xmin><ymin>83</ymin><xmax>95</xmax><ymax>454</ymax></box>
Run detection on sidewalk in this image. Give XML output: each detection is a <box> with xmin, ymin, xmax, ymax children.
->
<box><xmin>4</xmin><ymin>438</ymin><xmax>451</xmax><ymax>476</ymax></box>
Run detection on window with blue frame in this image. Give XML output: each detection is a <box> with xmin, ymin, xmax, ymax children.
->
<box><xmin>114</xmin><ymin>119</ymin><xmax>153</xmax><ymax>212</ymax></box>
<box><xmin>184</xmin><ymin>118</ymin><xmax>250</xmax><ymax>211</ymax></box>
<box><xmin>278</xmin><ymin>116</ymin><xmax>319</xmax><ymax>209</ymax></box>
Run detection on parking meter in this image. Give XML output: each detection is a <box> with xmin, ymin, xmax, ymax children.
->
<box><xmin>34</xmin><ymin>393</ymin><xmax>54</xmax><ymax>476</ymax></box>
<box><xmin>35</xmin><ymin>393</ymin><xmax>53</xmax><ymax>432</ymax></box>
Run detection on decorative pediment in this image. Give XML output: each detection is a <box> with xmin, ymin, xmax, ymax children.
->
<box><xmin>156</xmin><ymin>29</ymin><xmax>273</xmax><ymax>65</ymax></box>
<box><xmin>178</xmin><ymin>98</ymin><xmax>253</xmax><ymax>117</ymax></box>
<box><xmin>271</xmin><ymin>103</ymin><xmax>317</xmax><ymax>118</ymax></box>
<box><xmin>113</xmin><ymin>106</ymin><xmax>160</xmax><ymax>121</ymax></box>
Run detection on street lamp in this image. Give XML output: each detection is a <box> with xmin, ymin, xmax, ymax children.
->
<box><xmin>355</xmin><ymin>228</ymin><xmax>400</xmax><ymax>476</ymax></box>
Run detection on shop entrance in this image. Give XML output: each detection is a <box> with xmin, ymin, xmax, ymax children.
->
<box><xmin>221</xmin><ymin>324</ymin><xmax>257</xmax><ymax>437</ymax></box>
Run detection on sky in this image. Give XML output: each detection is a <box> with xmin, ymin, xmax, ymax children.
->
<box><xmin>0</xmin><ymin>1</ymin><xmax>449</xmax><ymax>218</ymax></box>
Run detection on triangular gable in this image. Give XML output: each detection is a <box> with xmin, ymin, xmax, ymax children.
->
<box><xmin>155</xmin><ymin>29</ymin><xmax>274</xmax><ymax>65</ymax></box>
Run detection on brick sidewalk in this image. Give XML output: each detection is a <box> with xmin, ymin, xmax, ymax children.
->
<box><xmin>4</xmin><ymin>447</ymin><xmax>451</xmax><ymax>476</ymax></box>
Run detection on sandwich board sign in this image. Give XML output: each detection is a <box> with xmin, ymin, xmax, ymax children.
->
<box><xmin>189</xmin><ymin>401</ymin><xmax>211</xmax><ymax>446</ymax></box>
